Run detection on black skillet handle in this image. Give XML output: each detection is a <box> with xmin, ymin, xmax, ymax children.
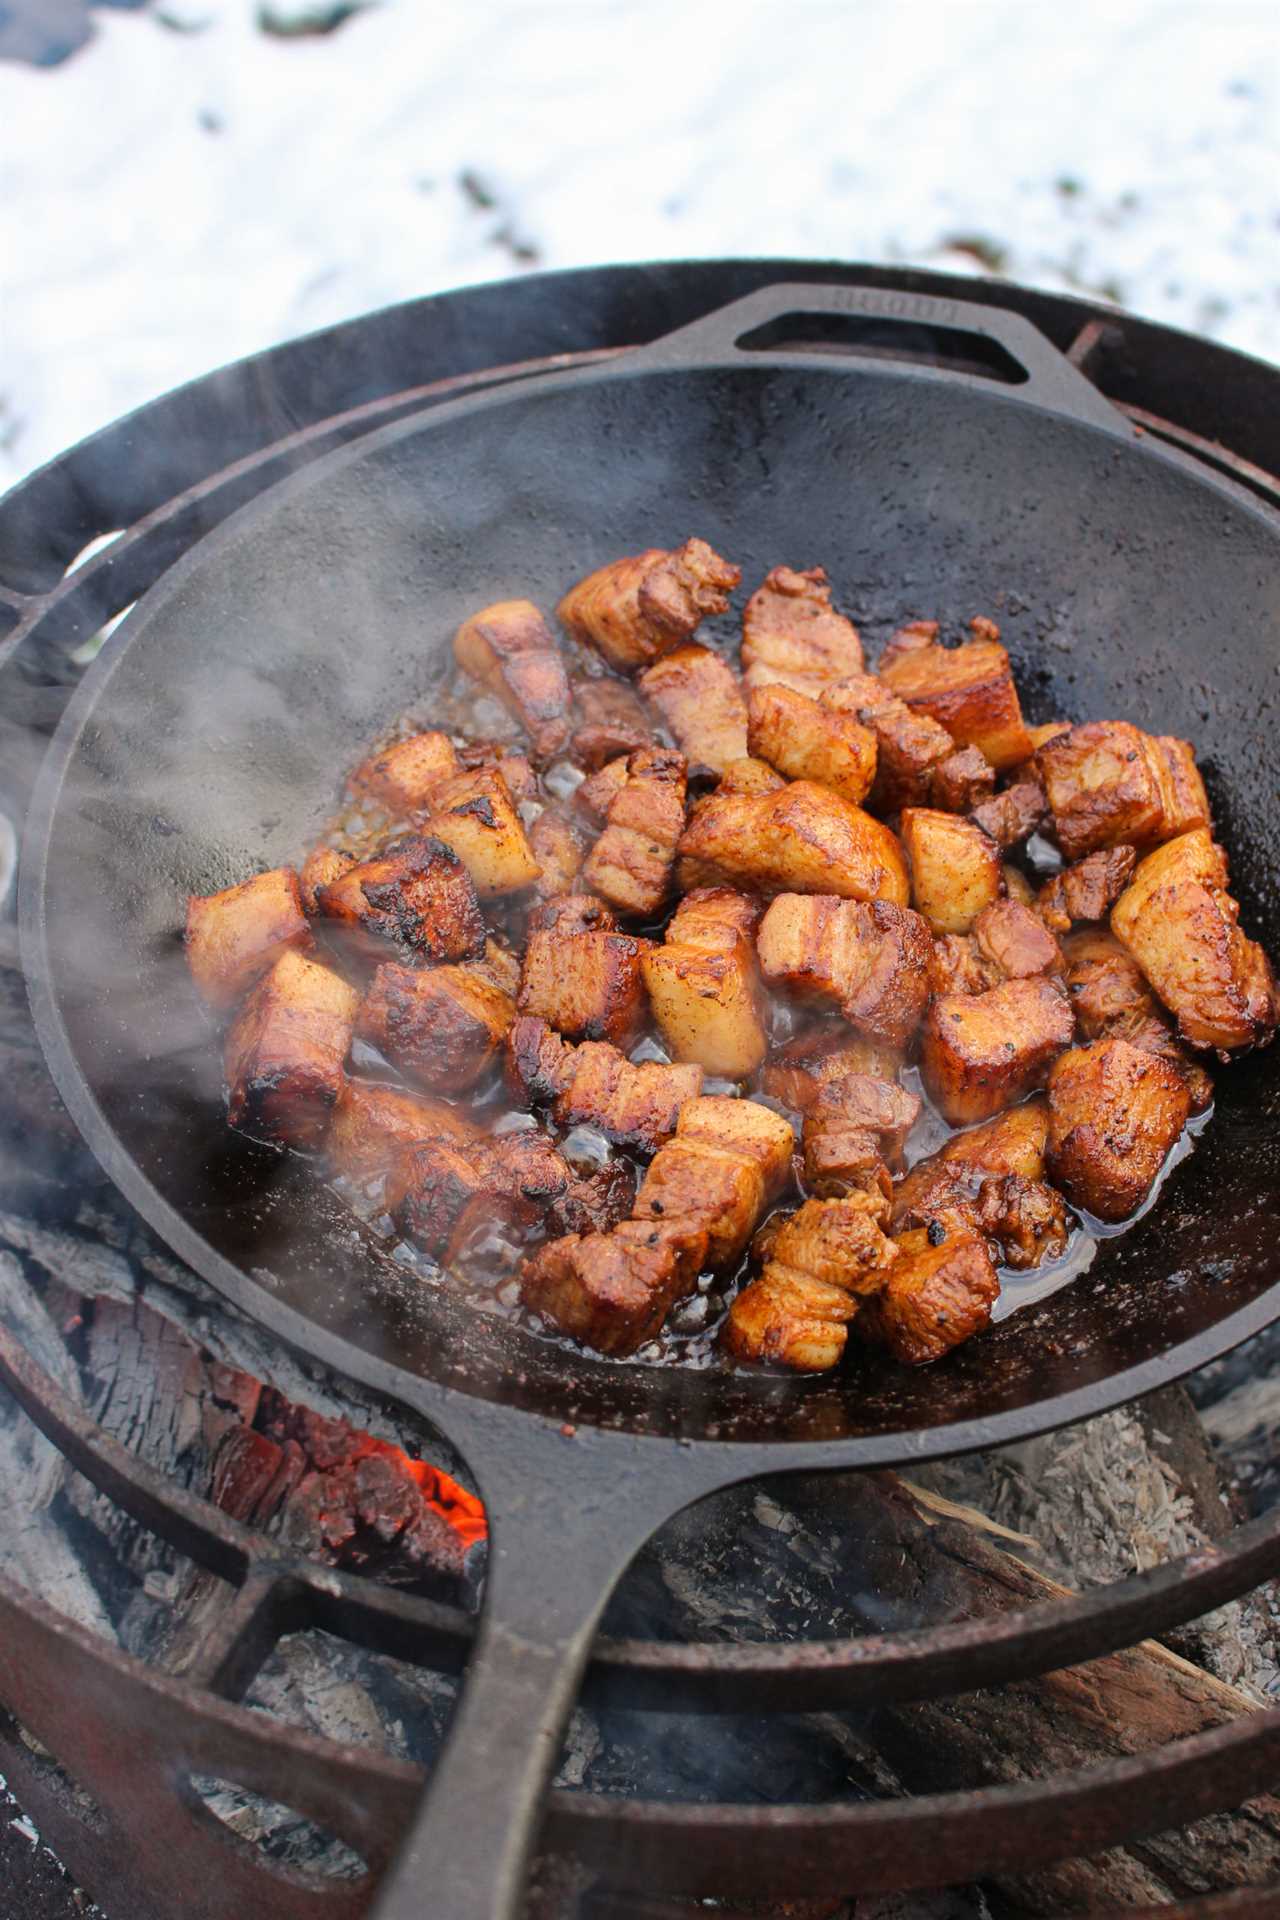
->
<box><xmin>629</xmin><ymin>280</ymin><xmax>1130</xmax><ymax>438</ymax></box>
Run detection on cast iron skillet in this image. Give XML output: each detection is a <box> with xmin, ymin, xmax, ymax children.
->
<box><xmin>20</xmin><ymin>285</ymin><xmax>1280</xmax><ymax>1919</ymax></box>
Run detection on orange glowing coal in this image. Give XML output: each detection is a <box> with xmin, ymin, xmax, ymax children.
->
<box><xmin>401</xmin><ymin>1454</ymin><xmax>488</xmax><ymax>1548</ymax></box>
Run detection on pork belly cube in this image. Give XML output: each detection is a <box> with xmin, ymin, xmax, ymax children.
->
<box><xmin>714</xmin><ymin>756</ymin><xmax>788</xmax><ymax>798</ymax></box>
<box><xmin>677</xmin><ymin>781</ymin><xmax>909</xmax><ymax>906</ymax></box>
<box><xmin>899</xmin><ymin>808</ymin><xmax>1002</xmax><ymax>935</ymax></box>
<box><xmin>507</xmin><ymin>1016</ymin><xmax>701</xmax><ymax>1154</ymax></box>
<box><xmin>526</xmin><ymin>806</ymin><xmax>587</xmax><ymax>898</ymax></box>
<box><xmin>1110</xmin><ymin>829</ymin><xmax>1277</xmax><ymax>1053</ymax></box>
<box><xmin>667</xmin><ymin>886</ymin><xmax>762</xmax><ymax>953</ymax></box>
<box><xmin>518</xmin><ymin>926</ymin><xmax>648</xmax><ymax>1047</ymax></box>
<box><xmin>568</xmin><ymin>721</ymin><xmax>652</xmax><ymax>772</ymax></box>
<box><xmin>1038</xmin><ymin>845</ymin><xmax>1137</xmax><ymax>933</ymax></box>
<box><xmin>756</xmin><ymin>893</ymin><xmax>933</xmax><ymax>1048</ymax></box>
<box><xmin>424</xmin><ymin>767</ymin><xmax>541</xmax><ymax>896</ymax></box>
<box><xmin>740</xmin><ymin>565</ymin><xmax>864</xmax><ymax>697</ymax></box>
<box><xmin>972</xmin><ymin>899</ymin><xmax>1063</xmax><ymax>980</ymax></box>
<box><xmin>759</xmin><ymin>1032</ymin><xmax>905</xmax><ymax>1111</ymax></box>
<box><xmin>932</xmin><ymin>746</ymin><xmax>996</xmax><ymax>813</ymax></box>
<box><xmin>642</xmin><ymin>888</ymin><xmax>766</xmax><ymax>1078</ymax></box>
<box><xmin>747</xmin><ymin>683</ymin><xmax>877</xmax><ymax>806</ymax></box>
<box><xmin>348</xmin><ymin>732</ymin><xmax>460</xmax><ymax>814</ymax></box>
<box><xmin>520</xmin><ymin>1230</ymin><xmax>692</xmax><ymax>1356</ymax></box>
<box><xmin>1047</xmin><ymin>1037</ymin><xmax>1191</xmax><ymax>1222</ymax></box>
<box><xmin>574</xmin><ymin>754</ymin><xmax>633</xmax><ymax>825</ymax></box>
<box><xmin>224</xmin><ymin>950</ymin><xmax>358</xmax><ymax>1148</ymax></box>
<box><xmin>186</xmin><ymin>867</ymin><xmax>312</xmax><ymax>1010</ymax></box>
<box><xmin>557</xmin><ymin>539</ymin><xmax>740</xmax><ymax>673</ymax></box>
<box><xmin>453</xmin><ymin>599</ymin><xmax>572</xmax><ymax>762</ymax></box>
<box><xmin>877</xmin><ymin>622</ymin><xmax>1032</xmax><ymax>771</ymax></box>
<box><xmin>632</xmin><ymin>1140</ymin><xmax>765</xmax><ymax>1269</ymax></box>
<box><xmin>918</xmin><ymin>1096</ymin><xmax>1052</xmax><ymax>1188</ymax></box>
<box><xmin>723</xmin><ymin>1194</ymin><xmax>896</xmax><ymax>1371</ymax></box>
<box><xmin>581</xmin><ymin>746</ymin><xmax>687</xmax><ymax>917</ymax></box>
<box><xmin>971</xmin><ymin>1173</ymin><xmax>1070</xmax><ymax>1271</ymax></box>
<box><xmin>1062</xmin><ymin>930</ymin><xmax>1213</xmax><ymax>1112</ymax></box>
<box><xmin>822</xmin><ymin>672</ymin><xmax>955</xmax><ymax>813</ymax></box>
<box><xmin>358</xmin><ymin>961</ymin><xmax>514</xmax><ymax>1092</ymax></box>
<box><xmin>299</xmin><ymin>846</ymin><xmax>355</xmax><ymax>916</ymax></box>
<box><xmin>921</xmin><ymin>976</ymin><xmax>1075</xmax><ymax>1124</ymax></box>
<box><xmin>526</xmin><ymin>892</ymin><xmax>617</xmax><ymax>936</ymax></box>
<box><xmin>891</xmin><ymin>1099</ymin><xmax>1068</xmax><ymax>1271</ymax></box>
<box><xmin>314</xmin><ymin>834</ymin><xmax>486</xmax><ymax>965</ymax></box>
<box><xmin>639</xmin><ymin>642</ymin><xmax>748</xmax><ymax>774</ymax></box>
<box><xmin>969</xmin><ymin>778</ymin><xmax>1046</xmax><ymax>851</ymax></box>
<box><xmin>675</xmin><ymin>1096</ymin><xmax>796</xmax><ymax>1200</ymax></box>
<box><xmin>801</xmin><ymin>1072</ymin><xmax>920</xmax><ymax>1195</ymax></box>
<box><xmin>1036</xmin><ymin>722</ymin><xmax>1210</xmax><ymax>861</ymax></box>
<box><xmin>328</xmin><ymin>1079</ymin><xmax>477</xmax><ymax>1188</ymax></box>
<box><xmin>860</xmin><ymin>1212</ymin><xmax>1000</xmax><ymax>1366</ymax></box>
<box><xmin>463</xmin><ymin>747</ymin><xmax>538</xmax><ymax>806</ymax></box>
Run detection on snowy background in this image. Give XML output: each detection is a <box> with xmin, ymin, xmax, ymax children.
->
<box><xmin>1</xmin><ymin>0</ymin><xmax>1278</xmax><ymax>495</ymax></box>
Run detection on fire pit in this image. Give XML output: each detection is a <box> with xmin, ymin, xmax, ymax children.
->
<box><xmin>1</xmin><ymin>260</ymin><xmax>1278</xmax><ymax>1920</ymax></box>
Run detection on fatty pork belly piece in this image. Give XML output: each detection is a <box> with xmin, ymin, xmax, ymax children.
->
<box><xmin>639</xmin><ymin>643</ymin><xmax>749</xmax><ymax>774</ymax></box>
<box><xmin>631</xmin><ymin>1096</ymin><xmax>795</xmax><ymax>1269</ymax></box>
<box><xmin>299</xmin><ymin>846</ymin><xmax>355</xmax><ymax>916</ymax></box>
<box><xmin>314</xmin><ymin>834</ymin><xmax>486</xmax><ymax>965</ymax></box>
<box><xmin>714</xmin><ymin>755</ymin><xmax>788</xmax><ymax>798</ymax></box>
<box><xmin>759</xmin><ymin>1031</ymin><xmax>905</xmax><ymax>1111</ymax></box>
<box><xmin>930</xmin><ymin>899</ymin><xmax>1064</xmax><ymax>997</ymax></box>
<box><xmin>518</xmin><ymin>906</ymin><xmax>649</xmax><ymax>1048</ymax></box>
<box><xmin>747</xmin><ymin>682</ymin><xmax>878</xmax><ymax>807</ymax></box>
<box><xmin>899</xmin><ymin>808</ymin><xmax>1002</xmax><ymax>935</ymax></box>
<box><xmin>677</xmin><ymin>780</ymin><xmax>909</xmax><ymax>906</ymax></box>
<box><xmin>1110</xmin><ymin>829</ymin><xmax>1277</xmax><ymax>1054</ymax></box>
<box><xmin>573</xmin><ymin>754</ymin><xmax>632</xmax><ymax>826</ymax></box>
<box><xmin>424</xmin><ymin>767</ymin><xmax>541</xmax><ymax>897</ymax></box>
<box><xmin>557</xmin><ymin>539</ymin><xmax>741</xmax><ymax>674</ymax></box>
<box><xmin>186</xmin><ymin>867</ymin><xmax>312</xmax><ymax>1010</ymax></box>
<box><xmin>969</xmin><ymin>777</ymin><xmax>1047</xmax><ymax>852</ymax></box>
<box><xmin>801</xmin><ymin>1071</ymin><xmax>921</xmax><ymax>1199</ymax></box>
<box><xmin>1061</xmin><ymin>928</ymin><xmax>1213</xmax><ymax>1111</ymax></box>
<box><xmin>507</xmin><ymin>1016</ymin><xmax>702</xmax><ymax>1154</ymax></box>
<box><xmin>453</xmin><ymin>599</ymin><xmax>572</xmax><ymax>762</ymax></box>
<box><xmin>921</xmin><ymin>975</ymin><xmax>1075</xmax><ymax>1125</ymax></box>
<box><xmin>891</xmin><ymin>1098</ymin><xmax>1069</xmax><ymax>1273</ymax></box>
<box><xmin>877</xmin><ymin>617</ymin><xmax>1033</xmax><ymax>772</ymax></box>
<box><xmin>1047</xmin><ymin>1037</ymin><xmax>1191</xmax><ymax>1223</ymax></box>
<box><xmin>527</xmin><ymin>805</ymin><xmax>588</xmax><ymax>899</ymax></box>
<box><xmin>1037</xmin><ymin>845</ymin><xmax>1138</xmax><ymax>933</ymax></box>
<box><xmin>581</xmin><ymin>746</ymin><xmax>688</xmax><ymax>917</ymax></box>
<box><xmin>859</xmin><ymin>1208</ymin><xmax>1001</xmax><ymax>1367</ymax></box>
<box><xmin>740</xmin><ymin>565</ymin><xmax>865</xmax><ymax>698</ymax></box>
<box><xmin>756</xmin><ymin>893</ymin><xmax>933</xmax><ymax>1048</ymax></box>
<box><xmin>224</xmin><ymin>950</ymin><xmax>358</xmax><ymax>1148</ymax></box>
<box><xmin>348</xmin><ymin>731</ymin><xmax>460</xmax><ymax>814</ymax></box>
<box><xmin>641</xmin><ymin>887</ymin><xmax>767</xmax><ymax>1078</ymax></box>
<box><xmin>520</xmin><ymin>1221</ymin><xmax>708</xmax><ymax>1358</ymax></box>
<box><xmin>357</xmin><ymin>960</ymin><xmax>514</xmax><ymax>1092</ymax></box>
<box><xmin>723</xmin><ymin>1193</ymin><xmax>897</xmax><ymax>1371</ymax></box>
<box><xmin>327</xmin><ymin>1079</ymin><xmax>478</xmax><ymax>1192</ymax></box>
<box><xmin>1036</xmin><ymin>721</ymin><xmax>1210</xmax><ymax>861</ymax></box>
<box><xmin>822</xmin><ymin>672</ymin><xmax>965</xmax><ymax>815</ymax></box>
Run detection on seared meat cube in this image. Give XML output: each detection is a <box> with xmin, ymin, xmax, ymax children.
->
<box><xmin>574</xmin><ymin>754</ymin><xmax>632</xmax><ymax>825</ymax></box>
<box><xmin>747</xmin><ymin>683</ymin><xmax>877</xmax><ymax>806</ymax></box>
<box><xmin>1038</xmin><ymin>845</ymin><xmax>1138</xmax><ymax>932</ymax></box>
<box><xmin>518</xmin><ymin>925</ymin><xmax>648</xmax><ymax>1047</ymax></box>
<box><xmin>724</xmin><ymin>1194</ymin><xmax>897</xmax><ymax>1371</ymax></box>
<box><xmin>527</xmin><ymin>805</ymin><xmax>588</xmax><ymax>898</ymax></box>
<box><xmin>348</xmin><ymin>732</ymin><xmax>460</xmax><ymax>814</ymax></box>
<box><xmin>759</xmin><ymin>1032</ymin><xmax>905</xmax><ymax>1111</ymax></box>
<box><xmin>1047</xmin><ymin>1037</ymin><xmax>1192</xmax><ymax>1222</ymax></box>
<box><xmin>892</xmin><ymin>1101</ymin><xmax>1068</xmax><ymax>1271</ymax></box>
<box><xmin>507</xmin><ymin>1016</ymin><xmax>701</xmax><ymax>1153</ymax></box>
<box><xmin>877</xmin><ymin>620</ymin><xmax>1032</xmax><ymax>771</ymax></box>
<box><xmin>396</xmin><ymin>1128</ymin><xmax>630</xmax><ymax>1271</ymax></box>
<box><xmin>900</xmin><ymin>1097</ymin><xmax>1052</xmax><ymax>1201</ymax></box>
<box><xmin>575</xmin><ymin>675</ymin><xmax>655</xmax><ymax>732</ymax></box>
<box><xmin>930</xmin><ymin>933</ymin><xmax>1000</xmax><ymax>998</ymax></box>
<box><xmin>740</xmin><ymin>565</ymin><xmax>864</xmax><ymax>697</ymax></box>
<box><xmin>224</xmin><ymin>950</ymin><xmax>358</xmax><ymax>1148</ymax></box>
<box><xmin>558</xmin><ymin>539</ymin><xmax>740</xmax><ymax>673</ymax></box>
<box><xmin>677</xmin><ymin>781</ymin><xmax>909</xmax><ymax>905</ymax></box>
<box><xmin>582</xmin><ymin>746</ymin><xmax>687</xmax><ymax>917</ymax></box>
<box><xmin>756</xmin><ymin>893</ymin><xmax>933</xmax><ymax>1047</ymax></box>
<box><xmin>520</xmin><ymin>1228</ymin><xmax>697</xmax><ymax>1356</ymax></box>
<box><xmin>328</xmin><ymin>1079</ymin><xmax>477</xmax><ymax>1190</ymax></box>
<box><xmin>640</xmin><ymin>643</ymin><xmax>748</xmax><ymax>773</ymax></box>
<box><xmin>972</xmin><ymin>899</ymin><xmax>1063</xmax><ymax>981</ymax></box>
<box><xmin>1063</xmin><ymin>928</ymin><xmax>1153</xmax><ymax>1038</ymax></box>
<box><xmin>714</xmin><ymin>756</ymin><xmax>788</xmax><ymax>798</ymax></box>
<box><xmin>568</xmin><ymin>721</ymin><xmax>652</xmax><ymax>771</ymax></box>
<box><xmin>358</xmin><ymin>961</ymin><xmax>514</xmax><ymax>1092</ymax></box>
<box><xmin>932</xmin><ymin>745</ymin><xmax>997</xmax><ymax>813</ymax></box>
<box><xmin>801</xmin><ymin>1072</ymin><xmax>920</xmax><ymax>1196</ymax></box>
<box><xmin>526</xmin><ymin>892</ymin><xmax>616</xmax><ymax>936</ymax></box>
<box><xmin>971</xmin><ymin>1174</ymin><xmax>1070</xmax><ymax>1271</ymax></box>
<box><xmin>822</xmin><ymin>672</ymin><xmax>956</xmax><ymax>813</ymax></box>
<box><xmin>553</xmin><ymin>1156</ymin><xmax>639</xmax><ymax>1237</ymax></box>
<box><xmin>299</xmin><ymin>846</ymin><xmax>354</xmax><ymax>916</ymax></box>
<box><xmin>970</xmin><ymin>778</ymin><xmax>1046</xmax><ymax>850</ymax></box>
<box><xmin>314</xmin><ymin>835</ymin><xmax>485</xmax><ymax>965</ymax></box>
<box><xmin>642</xmin><ymin>887</ymin><xmax>767</xmax><ymax>1077</ymax></box>
<box><xmin>1037</xmin><ymin>722</ymin><xmax>1210</xmax><ymax>861</ymax></box>
<box><xmin>424</xmin><ymin>767</ymin><xmax>541</xmax><ymax>896</ymax></box>
<box><xmin>921</xmin><ymin>976</ymin><xmax>1075</xmax><ymax>1124</ymax></box>
<box><xmin>453</xmin><ymin>599</ymin><xmax>571</xmax><ymax>762</ymax></box>
<box><xmin>186</xmin><ymin>867</ymin><xmax>312</xmax><ymax>1010</ymax></box>
<box><xmin>860</xmin><ymin>1211</ymin><xmax>1000</xmax><ymax>1365</ymax></box>
<box><xmin>632</xmin><ymin>1097</ymin><xmax>793</xmax><ymax>1270</ymax></box>
<box><xmin>899</xmin><ymin>808</ymin><xmax>1002</xmax><ymax>934</ymax></box>
<box><xmin>1111</xmin><ymin>829</ymin><xmax>1278</xmax><ymax>1053</ymax></box>
<box><xmin>676</xmin><ymin>1096</ymin><xmax>795</xmax><ymax>1195</ymax></box>
<box><xmin>463</xmin><ymin>747</ymin><xmax>538</xmax><ymax>805</ymax></box>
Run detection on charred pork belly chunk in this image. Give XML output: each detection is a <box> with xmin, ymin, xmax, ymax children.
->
<box><xmin>969</xmin><ymin>777</ymin><xmax>1046</xmax><ymax>851</ymax></box>
<box><xmin>357</xmin><ymin>960</ymin><xmax>515</xmax><ymax>1093</ymax></box>
<box><xmin>929</xmin><ymin>899</ymin><xmax>1064</xmax><ymax>998</ymax></box>
<box><xmin>822</xmin><ymin>672</ymin><xmax>981</xmax><ymax>815</ymax></box>
<box><xmin>507</xmin><ymin>1015</ymin><xmax>702</xmax><ymax>1154</ymax></box>
<box><xmin>327</xmin><ymin>1079</ymin><xmax>478</xmax><ymax>1191</ymax></box>
<box><xmin>756</xmin><ymin>893</ymin><xmax>933</xmax><ymax>1048</ymax></box>
<box><xmin>224</xmin><ymin>950</ymin><xmax>358</xmax><ymax>1148</ymax></box>
<box><xmin>898</xmin><ymin>808</ymin><xmax>1002</xmax><ymax>935</ymax></box>
<box><xmin>876</xmin><ymin>618</ymin><xmax>1033</xmax><ymax>771</ymax></box>
<box><xmin>557</xmin><ymin>538</ymin><xmax>740</xmax><ymax>673</ymax></box>
<box><xmin>639</xmin><ymin>642</ymin><xmax>749</xmax><ymax>774</ymax></box>
<box><xmin>186</xmin><ymin>866</ymin><xmax>312</xmax><ymax>1009</ymax></box>
<box><xmin>517</xmin><ymin>904</ymin><xmax>649</xmax><ymax>1048</ymax></box>
<box><xmin>1046</xmin><ymin>1038</ymin><xmax>1191</xmax><ymax>1223</ymax></box>
<box><xmin>677</xmin><ymin>780</ymin><xmax>909</xmax><ymax>905</ymax></box>
<box><xmin>800</xmin><ymin>1071</ymin><xmax>921</xmax><ymax>1201</ymax></box>
<box><xmin>1061</xmin><ymin>928</ymin><xmax>1213</xmax><ymax>1111</ymax></box>
<box><xmin>746</xmin><ymin>682</ymin><xmax>878</xmax><ymax>807</ymax></box>
<box><xmin>581</xmin><ymin>746</ymin><xmax>688</xmax><ymax>917</ymax></box>
<box><xmin>740</xmin><ymin>565</ymin><xmax>865</xmax><ymax>698</ymax></box>
<box><xmin>347</xmin><ymin>730</ymin><xmax>461</xmax><ymax>814</ymax></box>
<box><xmin>724</xmin><ymin>1192</ymin><xmax>897</xmax><ymax>1371</ymax></box>
<box><xmin>453</xmin><ymin>599</ymin><xmax>572</xmax><ymax>762</ymax></box>
<box><xmin>422</xmin><ymin>766</ymin><xmax>541</xmax><ymax>896</ymax></box>
<box><xmin>1036</xmin><ymin>721</ymin><xmax>1209</xmax><ymax>861</ymax></box>
<box><xmin>641</xmin><ymin>887</ymin><xmax>767</xmax><ymax>1078</ymax></box>
<box><xmin>1037</xmin><ymin>845</ymin><xmax>1138</xmax><ymax>932</ymax></box>
<box><xmin>891</xmin><ymin>1099</ymin><xmax>1069</xmax><ymax>1274</ymax></box>
<box><xmin>859</xmin><ymin>1208</ymin><xmax>1001</xmax><ymax>1367</ymax></box>
<box><xmin>922</xmin><ymin>975</ymin><xmax>1075</xmax><ymax>1125</ymax></box>
<box><xmin>314</xmin><ymin>835</ymin><xmax>486</xmax><ymax>965</ymax></box>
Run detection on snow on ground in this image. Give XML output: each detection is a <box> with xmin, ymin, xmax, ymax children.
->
<box><xmin>1</xmin><ymin>0</ymin><xmax>1278</xmax><ymax>492</ymax></box>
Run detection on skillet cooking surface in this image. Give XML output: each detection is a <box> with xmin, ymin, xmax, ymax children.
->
<box><xmin>22</xmin><ymin>347</ymin><xmax>1280</xmax><ymax>1451</ymax></box>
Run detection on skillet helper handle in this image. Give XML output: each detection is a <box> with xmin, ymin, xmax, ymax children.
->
<box><xmin>630</xmin><ymin>280</ymin><xmax>1129</xmax><ymax>437</ymax></box>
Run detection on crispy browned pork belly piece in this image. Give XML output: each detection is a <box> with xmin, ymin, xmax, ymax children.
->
<box><xmin>574</xmin><ymin>754</ymin><xmax>632</xmax><ymax>824</ymax></box>
<box><xmin>639</xmin><ymin>642</ymin><xmax>749</xmax><ymax>774</ymax></box>
<box><xmin>899</xmin><ymin>808</ymin><xmax>1002</xmax><ymax>935</ymax></box>
<box><xmin>1110</xmin><ymin>829</ymin><xmax>1277</xmax><ymax>1055</ymax></box>
<box><xmin>314</xmin><ymin>835</ymin><xmax>486</xmax><ymax>965</ymax></box>
<box><xmin>822</xmin><ymin>672</ymin><xmax>960</xmax><ymax>813</ymax></box>
<box><xmin>677</xmin><ymin>780</ymin><xmax>909</xmax><ymax>905</ymax></box>
<box><xmin>394</xmin><ymin>1129</ymin><xmax>635</xmax><ymax>1269</ymax></box>
<box><xmin>891</xmin><ymin>1098</ymin><xmax>1069</xmax><ymax>1273</ymax></box>
<box><xmin>801</xmin><ymin>1071</ymin><xmax>921</xmax><ymax>1199</ymax></box>
<box><xmin>930</xmin><ymin>899</ymin><xmax>1065</xmax><ymax>997</ymax></box>
<box><xmin>518</xmin><ymin>916</ymin><xmax>649</xmax><ymax>1047</ymax></box>
<box><xmin>423</xmin><ymin>766</ymin><xmax>541</xmax><ymax>896</ymax></box>
<box><xmin>357</xmin><ymin>961</ymin><xmax>514</xmax><ymax>1092</ymax></box>
<box><xmin>507</xmin><ymin>1015</ymin><xmax>702</xmax><ymax>1154</ymax></box>
<box><xmin>299</xmin><ymin>846</ymin><xmax>355</xmax><ymax>916</ymax></box>
<box><xmin>747</xmin><ymin>683</ymin><xmax>877</xmax><ymax>806</ymax></box>
<box><xmin>520</xmin><ymin>1224</ymin><xmax>705</xmax><ymax>1356</ymax></box>
<box><xmin>327</xmin><ymin>1079</ymin><xmax>478</xmax><ymax>1191</ymax></box>
<box><xmin>581</xmin><ymin>746</ymin><xmax>687</xmax><ymax>916</ymax></box>
<box><xmin>186</xmin><ymin>867</ymin><xmax>312</xmax><ymax>1010</ymax></box>
<box><xmin>922</xmin><ymin>975</ymin><xmax>1075</xmax><ymax>1125</ymax></box>
<box><xmin>1061</xmin><ymin>929</ymin><xmax>1213</xmax><ymax>1113</ymax></box>
<box><xmin>453</xmin><ymin>599</ymin><xmax>572</xmax><ymax>762</ymax></box>
<box><xmin>224</xmin><ymin>950</ymin><xmax>358</xmax><ymax>1149</ymax></box>
<box><xmin>969</xmin><ymin>778</ymin><xmax>1047</xmax><ymax>851</ymax></box>
<box><xmin>526</xmin><ymin>892</ymin><xmax>617</xmax><ymax>936</ymax></box>
<box><xmin>931</xmin><ymin>745</ymin><xmax>997</xmax><ymax>813</ymax></box>
<box><xmin>454</xmin><ymin>744</ymin><xmax>539</xmax><ymax>805</ymax></box>
<box><xmin>1036</xmin><ymin>721</ymin><xmax>1209</xmax><ymax>861</ymax></box>
<box><xmin>859</xmin><ymin>1208</ymin><xmax>1001</xmax><ymax>1366</ymax></box>
<box><xmin>758</xmin><ymin>1031</ymin><xmax>905</xmax><ymax>1110</ymax></box>
<box><xmin>723</xmin><ymin>1192</ymin><xmax>897</xmax><ymax>1371</ymax></box>
<box><xmin>740</xmin><ymin>565</ymin><xmax>865</xmax><ymax>698</ymax></box>
<box><xmin>633</xmin><ymin>1096</ymin><xmax>795</xmax><ymax>1269</ymax></box>
<box><xmin>756</xmin><ymin>893</ymin><xmax>933</xmax><ymax>1048</ymax></box>
<box><xmin>877</xmin><ymin>618</ymin><xmax>1033</xmax><ymax>772</ymax></box>
<box><xmin>558</xmin><ymin>539</ymin><xmax>741</xmax><ymax>673</ymax></box>
<box><xmin>348</xmin><ymin>731</ymin><xmax>461</xmax><ymax>813</ymax></box>
<box><xmin>642</xmin><ymin>888</ymin><xmax>767</xmax><ymax>1077</ymax></box>
<box><xmin>527</xmin><ymin>805</ymin><xmax>588</xmax><ymax>898</ymax></box>
<box><xmin>713</xmin><ymin>755</ymin><xmax>788</xmax><ymax>797</ymax></box>
<box><xmin>568</xmin><ymin>721</ymin><xmax>653</xmax><ymax>771</ymax></box>
<box><xmin>1046</xmin><ymin>1038</ymin><xmax>1191</xmax><ymax>1223</ymax></box>
<box><xmin>1038</xmin><ymin>845</ymin><xmax>1138</xmax><ymax>932</ymax></box>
